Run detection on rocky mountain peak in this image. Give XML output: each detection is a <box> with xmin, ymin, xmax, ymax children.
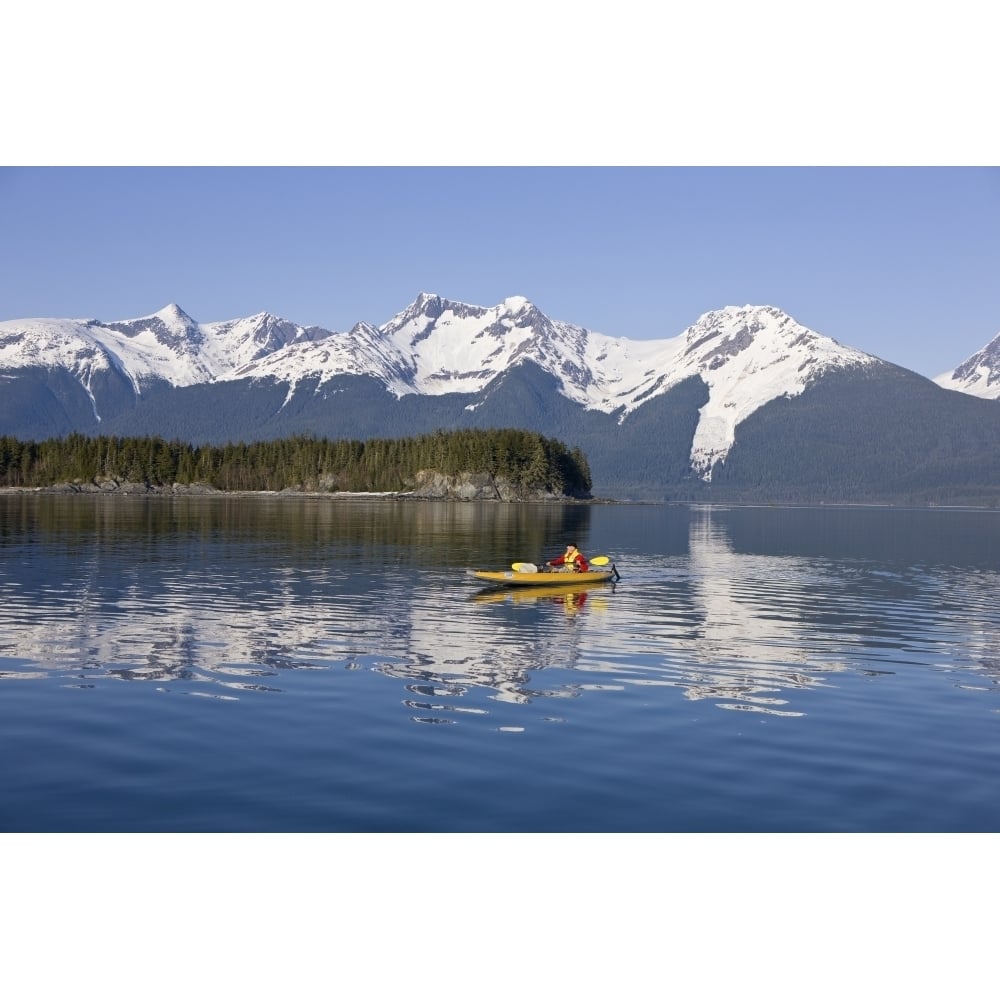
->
<box><xmin>935</xmin><ymin>330</ymin><xmax>1000</xmax><ymax>400</ymax></box>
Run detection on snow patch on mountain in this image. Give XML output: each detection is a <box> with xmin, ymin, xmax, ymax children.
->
<box><xmin>653</xmin><ymin>306</ymin><xmax>878</xmax><ymax>476</ymax></box>
<box><xmin>934</xmin><ymin>331</ymin><xmax>1000</xmax><ymax>400</ymax></box>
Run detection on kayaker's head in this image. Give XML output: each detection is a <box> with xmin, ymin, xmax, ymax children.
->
<box><xmin>565</xmin><ymin>543</ymin><xmax>577</xmax><ymax>554</ymax></box>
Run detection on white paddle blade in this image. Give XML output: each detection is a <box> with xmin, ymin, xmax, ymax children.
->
<box><xmin>514</xmin><ymin>562</ymin><xmax>538</xmax><ymax>573</ymax></box>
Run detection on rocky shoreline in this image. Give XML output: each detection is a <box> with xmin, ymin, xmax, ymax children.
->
<box><xmin>0</xmin><ymin>470</ymin><xmax>594</xmax><ymax>502</ymax></box>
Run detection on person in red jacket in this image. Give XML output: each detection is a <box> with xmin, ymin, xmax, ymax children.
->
<box><xmin>546</xmin><ymin>542</ymin><xmax>589</xmax><ymax>573</ymax></box>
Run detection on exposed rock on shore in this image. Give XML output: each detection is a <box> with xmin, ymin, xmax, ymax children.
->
<box><xmin>3</xmin><ymin>471</ymin><xmax>578</xmax><ymax>501</ymax></box>
<box><xmin>27</xmin><ymin>478</ymin><xmax>222</xmax><ymax>495</ymax></box>
<box><xmin>409</xmin><ymin>471</ymin><xmax>565</xmax><ymax>501</ymax></box>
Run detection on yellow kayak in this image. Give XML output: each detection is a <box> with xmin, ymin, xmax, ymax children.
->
<box><xmin>468</xmin><ymin>568</ymin><xmax>617</xmax><ymax>587</ymax></box>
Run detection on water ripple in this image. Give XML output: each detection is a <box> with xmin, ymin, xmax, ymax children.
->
<box><xmin>1</xmin><ymin>497</ymin><xmax>998</xmax><ymax>728</ymax></box>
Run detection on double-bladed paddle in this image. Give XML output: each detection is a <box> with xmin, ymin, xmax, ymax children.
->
<box><xmin>512</xmin><ymin>555</ymin><xmax>612</xmax><ymax>572</ymax></box>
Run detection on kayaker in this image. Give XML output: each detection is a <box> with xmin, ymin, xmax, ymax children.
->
<box><xmin>546</xmin><ymin>542</ymin><xmax>589</xmax><ymax>573</ymax></box>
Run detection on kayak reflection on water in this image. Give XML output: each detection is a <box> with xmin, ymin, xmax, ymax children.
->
<box><xmin>470</xmin><ymin>580</ymin><xmax>613</xmax><ymax>616</ymax></box>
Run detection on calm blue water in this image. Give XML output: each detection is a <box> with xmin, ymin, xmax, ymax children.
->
<box><xmin>1</xmin><ymin>494</ymin><xmax>998</xmax><ymax>832</ymax></box>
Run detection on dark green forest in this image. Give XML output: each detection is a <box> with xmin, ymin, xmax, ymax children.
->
<box><xmin>0</xmin><ymin>428</ymin><xmax>593</xmax><ymax>497</ymax></box>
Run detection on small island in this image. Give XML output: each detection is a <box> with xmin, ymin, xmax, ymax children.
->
<box><xmin>0</xmin><ymin>428</ymin><xmax>594</xmax><ymax>501</ymax></box>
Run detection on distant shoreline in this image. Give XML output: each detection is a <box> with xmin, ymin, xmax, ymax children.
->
<box><xmin>0</xmin><ymin>483</ymin><xmax>612</xmax><ymax>503</ymax></box>
<box><xmin>1</xmin><ymin>486</ymin><xmax>996</xmax><ymax>512</ymax></box>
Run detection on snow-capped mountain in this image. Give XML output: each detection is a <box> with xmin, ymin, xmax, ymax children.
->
<box><xmin>224</xmin><ymin>294</ymin><xmax>880</xmax><ymax>475</ymax></box>
<box><xmin>0</xmin><ymin>303</ymin><xmax>323</xmax><ymax>391</ymax></box>
<box><xmin>934</xmin><ymin>331</ymin><xmax>1000</xmax><ymax>400</ymax></box>
<box><xmin>2</xmin><ymin>293</ymin><xmax>881</xmax><ymax>476</ymax></box>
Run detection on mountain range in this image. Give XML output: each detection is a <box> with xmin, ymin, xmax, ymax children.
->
<box><xmin>2</xmin><ymin>294</ymin><xmax>999</xmax><ymax>503</ymax></box>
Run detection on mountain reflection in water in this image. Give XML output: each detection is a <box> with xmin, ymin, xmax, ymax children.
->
<box><xmin>0</xmin><ymin>496</ymin><xmax>998</xmax><ymax>727</ymax></box>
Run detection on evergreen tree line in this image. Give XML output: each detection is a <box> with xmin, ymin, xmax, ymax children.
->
<box><xmin>0</xmin><ymin>429</ymin><xmax>593</xmax><ymax>496</ymax></box>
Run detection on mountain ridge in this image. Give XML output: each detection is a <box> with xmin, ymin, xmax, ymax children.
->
<box><xmin>0</xmin><ymin>295</ymin><xmax>891</xmax><ymax>476</ymax></box>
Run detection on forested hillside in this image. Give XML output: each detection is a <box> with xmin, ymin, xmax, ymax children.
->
<box><xmin>0</xmin><ymin>429</ymin><xmax>593</xmax><ymax>498</ymax></box>
<box><xmin>707</xmin><ymin>366</ymin><xmax>1000</xmax><ymax>506</ymax></box>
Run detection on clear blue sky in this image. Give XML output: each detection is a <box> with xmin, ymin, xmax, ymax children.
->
<box><xmin>2</xmin><ymin>166</ymin><xmax>997</xmax><ymax>378</ymax></box>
